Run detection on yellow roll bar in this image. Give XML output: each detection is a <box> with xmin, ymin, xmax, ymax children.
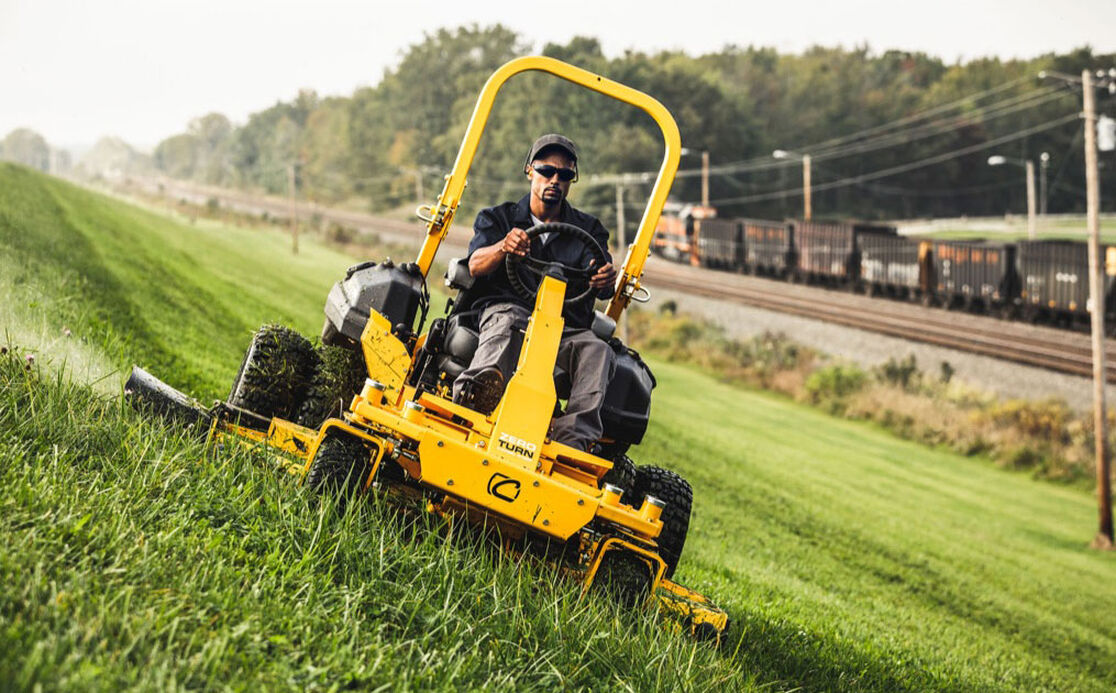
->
<box><xmin>413</xmin><ymin>55</ymin><xmax>681</xmax><ymax>321</ymax></box>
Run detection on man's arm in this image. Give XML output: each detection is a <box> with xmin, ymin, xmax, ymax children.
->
<box><xmin>468</xmin><ymin>227</ymin><xmax>531</xmax><ymax>277</ymax></box>
<box><xmin>588</xmin><ymin>220</ymin><xmax>616</xmax><ymax>299</ymax></box>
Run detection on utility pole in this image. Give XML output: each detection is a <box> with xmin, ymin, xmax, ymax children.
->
<box><xmin>773</xmin><ymin>149</ymin><xmax>813</xmax><ymax>219</ymax></box>
<box><xmin>701</xmin><ymin>150</ymin><xmax>710</xmax><ymax>208</ymax></box>
<box><xmin>1025</xmin><ymin>159</ymin><xmax>1037</xmax><ymax>240</ymax></box>
<box><xmin>1084</xmin><ymin>69</ymin><xmax>1113</xmax><ymax>549</ymax></box>
<box><xmin>616</xmin><ymin>182</ymin><xmax>628</xmax><ymax>343</ymax></box>
<box><xmin>988</xmin><ymin>155</ymin><xmax>1037</xmax><ymax>236</ymax></box>
<box><xmin>802</xmin><ymin>154</ymin><xmax>812</xmax><ymax>221</ymax></box>
<box><xmin>414</xmin><ymin>168</ymin><xmax>424</xmax><ymax>204</ymax></box>
<box><xmin>288</xmin><ymin>163</ymin><xmax>299</xmax><ymax>255</ymax></box>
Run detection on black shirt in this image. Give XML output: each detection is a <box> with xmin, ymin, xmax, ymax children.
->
<box><xmin>465</xmin><ymin>194</ymin><xmax>613</xmax><ymax>330</ymax></box>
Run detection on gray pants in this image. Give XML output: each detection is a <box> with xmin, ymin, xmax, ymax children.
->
<box><xmin>453</xmin><ymin>303</ymin><xmax>616</xmax><ymax>451</ymax></box>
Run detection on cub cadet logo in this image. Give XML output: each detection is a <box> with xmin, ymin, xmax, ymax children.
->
<box><xmin>487</xmin><ymin>473</ymin><xmax>522</xmax><ymax>503</ymax></box>
<box><xmin>497</xmin><ymin>432</ymin><xmax>537</xmax><ymax>460</ymax></box>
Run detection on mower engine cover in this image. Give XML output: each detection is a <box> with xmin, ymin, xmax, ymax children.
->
<box><xmin>324</xmin><ymin>260</ymin><xmax>424</xmax><ymax>344</ymax></box>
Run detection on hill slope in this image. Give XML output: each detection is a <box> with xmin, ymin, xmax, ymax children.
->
<box><xmin>3</xmin><ymin>165</ymin><xmax>1116</xmax><ymax>691</ymax></box>
<box><xmin>0</xmin><ymin>162</ymin><xmax>359</xmax><ymax>399</ymax></box>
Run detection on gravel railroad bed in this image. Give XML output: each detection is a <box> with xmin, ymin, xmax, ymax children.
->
<box><xmin>648</xmin><ymin>285</ymin><xmax>1113</xmax><ymax>413</ymax></box>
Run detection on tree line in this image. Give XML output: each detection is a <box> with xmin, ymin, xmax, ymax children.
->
<box><xmin>13</xmin><ymin>25</ymin><xmax>1116</xmax><ymax>228</ymax></box>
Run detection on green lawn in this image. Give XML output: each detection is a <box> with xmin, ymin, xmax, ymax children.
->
<box><xmin>3</xmin><ymin>163</ymin><xmax>1115</xmax><ymax>690</ymax></box>
<box><xmin>648</xmin><ymin>365</ymin><xmax>1114</xmax><ymax>690</ymax></box>
<box><xmin>0</xmin><ymin>163</ymin><xmax>355</xmax><ymax>400</ymax></box>
<box><xmin>909</xmin><ymin>215</ymin><xmax>1116</xmax><ymax>243</ymax></box>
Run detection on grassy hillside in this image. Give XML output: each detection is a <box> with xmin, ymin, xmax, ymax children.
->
<box><xmin>0</xmin><ymin>162</ymin><xmax>363</xmax><ymax>400</ymax></box>
<box><xmin>3</xmin><ymin>164</ymin><xmax>1116</xmax><ymax>690</ymax></box>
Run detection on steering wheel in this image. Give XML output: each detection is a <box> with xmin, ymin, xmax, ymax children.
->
<box><xmin>506</xmin><ymin>221</ymin><xmax>608</xmax><ymax>305</ymax></box>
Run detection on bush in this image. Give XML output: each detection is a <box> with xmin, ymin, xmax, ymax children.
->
<box><xmin>803</xmin><ymin>364</ymin><xmax>868</xmax><ymax>410</ymax></box>
<box><xmin>325</xmin><ymin>222</ymin><xmax>356</xmax><ymax>245</ymax></box>
<box><xmin>978</xmin><ymin>399</ymin><xmax>1072</xmax><ymax>444</ymax></box>
<box><xmin>874</xmin><ymin>354</ymin><xmax>920</xmax><ymax>390</ymax></box>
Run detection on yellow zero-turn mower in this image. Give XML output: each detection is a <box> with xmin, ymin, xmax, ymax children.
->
<box><xmin>127</xmin><ymin>56</ymin><xmax>727</xmax><ymax>639</ymax></box>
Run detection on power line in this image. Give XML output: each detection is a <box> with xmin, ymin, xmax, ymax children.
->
<box><xmin>680</xmin><ymin>87</ymin><xmax>1068</xmax><ymax>179</ymax></box>
<box><xmin>845</xmin><ymin>179</ymin><xmax>1018</xmax><ymax>198</ymax></box>
<box><xmin>676</xmin><ymin>87</ymin><xmax>1073</xmax><ymax>196</ymax></box>
<box><xmin>661</xmin><ymin>74</ymin><xmax>1047</xmax><ymax>179</ymax></box>
<box><xmin>796</xmin><ymin>74</ymin><xmax>1040</xmax><ymax>151</ymax></box>
<box><xmin>806</xmin><ymin>88</ymin><xmax>1068</xmax><ymax>162</ymax></box>
<box><xmin>1047</xmin><ymin>122</ymin><xmax>1086</xmax><ymax>201</ymax></box>
<box><xmin>709</xmin><ymin>112</ymin><xmax>1081</xmax><ymax>205</ymax></box>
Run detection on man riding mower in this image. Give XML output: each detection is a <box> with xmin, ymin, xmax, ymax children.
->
<box><xmin>126</xmin><ymin>56</ymin><xmax>728</xmax><ymax>639</ymax></box>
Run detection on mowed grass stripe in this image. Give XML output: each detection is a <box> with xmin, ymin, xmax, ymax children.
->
<box><xmin>0</xmin><ymin>163</ymin><xmax>357</xmax><ymax>398</ymax></box>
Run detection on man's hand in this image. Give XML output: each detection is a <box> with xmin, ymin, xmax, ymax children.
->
<box><xmin>500</xmin><ymin>228</ymin><xmax>530</xmax><ymax>257</ymax></box>
<box><xmin>589</xmin><ymin>260</ymin><xmax>617</xmax><ymax>290</ymax></box>
<box><xmin>469</xmin><ymin>227</ymin><xmax>530</xmax><ymax>277</ymax></box>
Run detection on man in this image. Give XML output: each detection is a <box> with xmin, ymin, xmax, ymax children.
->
<box><xmin>453</xmin><ymin>134</ymin><xmax>617</xmax><ymax>452</ymax></box>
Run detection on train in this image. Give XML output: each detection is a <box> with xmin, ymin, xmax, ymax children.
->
<box><xmin>650</xmin><ymin>207</ymin><xmax>1116</xmax><ymax>332</ymax></box>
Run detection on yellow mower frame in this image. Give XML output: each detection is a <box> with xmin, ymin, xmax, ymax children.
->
<box><xmin>213</xmin><ymin>56</ymin><xmax>726</xmax><ymax>638</ymax></box>
<box><xmin>413</xmin><ymin>55</ymin><xmax>680</xmax><ymax>322</ymax></box>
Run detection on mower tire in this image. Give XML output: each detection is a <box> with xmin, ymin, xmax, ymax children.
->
<box><xmin>629</xmin><ymin>466</ymin><xmax>692</xmax><ymax>579</ymax></box>
<box><xmin>296</xmin><ymin>345</ymin><xmax>366</xmax><ymax>429</ymax></box>
<box><xmin>600</xmin><ymin>454</ymin><xmax>637</xmax><ymax>497</ymax></box>
<box><xmin>593</xmin><ymin>549</ymin><xmax>652</xmax><ymax>608</ymax></box>
<box><xmin>227</xmin><ymin>324</ymin><xmax>317</xmax><ymax>421</ymax></box>
<box><xmin>305</xmin><ymin>434</ymin><xmax>369</xmax><ymax>506</ymax></box>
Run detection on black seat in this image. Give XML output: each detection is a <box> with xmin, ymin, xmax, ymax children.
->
<box><xmin>436</xmin><ymin>312</ymin><xmax>480</xmax><ymax>382</ymax></box>
<box><xmin>436</xmin><ymin>309</ymin><xmax>574</xmax><ymax>398</ymax></box>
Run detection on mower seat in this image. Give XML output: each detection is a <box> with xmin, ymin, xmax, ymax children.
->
<box><xmin>437</xmin><ymin>310</ymin><xmax>573</xmax><ymax>399</ymax></box>
<box><xmin>436</xmin><ymin>312</ymin><xmax>480</xmax><ymax>382</ymax></box>
<box><xmin>434</xmin><ymin>307</ymin><xmax>651</xmax><ymax>448</ymax></box>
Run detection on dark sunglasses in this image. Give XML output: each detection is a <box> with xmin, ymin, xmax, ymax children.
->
<box><xmin>531</xmin><ymin>163</ymin><xmax>577</xmax><ymax>182</ymax></box>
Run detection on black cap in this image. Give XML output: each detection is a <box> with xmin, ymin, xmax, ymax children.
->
<box><xmin>524</xmin><ymin>133</ymin><xmax>578</xmax><ymax>170</ymax></box>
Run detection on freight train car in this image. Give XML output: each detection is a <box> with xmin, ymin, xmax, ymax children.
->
<box><xmin>791</xmin><ymin>220</ymin><xmax>896</xmax><ymax>285</ymax></box>
<box><xmin>742</xmin><ymin>219</ymin><xmax>795</xmax><ymax>277</ymax></box>
<box><xmin>932</xmin><ymin>240</ymin><xmax>1019</xmax><ymax>313</ymax></box>
<box><xmin>1017</xmin><ymin>240</ymin><xmax>1116</xmax><ymax>326</ymax></box>
<box><xmin>695</xmin><ymin>218</ymin><xmax>742</xmax><ymax>270</ymax></box>
<box><xmin>859</xmin><ymin>234</ymin><xmax>933</xmax><ymax>300</ymax></box>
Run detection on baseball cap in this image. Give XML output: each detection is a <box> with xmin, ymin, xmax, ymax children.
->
<box><xmin>524</xmin><ymin>133</ymin><xmax>579</xmax><ymax>170</ymax></box>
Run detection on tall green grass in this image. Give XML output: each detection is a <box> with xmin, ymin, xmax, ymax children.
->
<box><xmin>0</xmin><ymin>352</ymin><xmax>745</xmax><ymax>690</ymax></box>
<box><xmin>4</xmin><ymin>164</ymin><xmax>1116</xmax><ymax>690</ymax></box>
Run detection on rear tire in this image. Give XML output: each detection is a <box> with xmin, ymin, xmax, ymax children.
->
<box><xmin>600</xmin><ymin>453</ymin><xmax>637</xmax><ymax>494</ymax></box>
<box><xmin>227</xmin><ymin>324</ymin><xmax>317</xmax><ymax>420</ymax></box>
<box><xmin>626</xmin><ymin>466</ymin><xmax>692</xmax><ymax>579</ymax></box>
<box><xmin>296</xmin><ymin>345</ymin><xmax>366</xmax><ymax>429</ymax></box>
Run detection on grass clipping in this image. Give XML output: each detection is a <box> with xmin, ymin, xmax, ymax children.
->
<box><xmin>628</xmin><ymin>305</ymin><xmax>1102</xmax><ymax>484</ymax></box>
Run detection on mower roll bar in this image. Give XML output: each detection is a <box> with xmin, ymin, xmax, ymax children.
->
<box><xmin>412</xmin><ymin>55</ymin><xmax>682</xmax><ymax>322</ymax></box>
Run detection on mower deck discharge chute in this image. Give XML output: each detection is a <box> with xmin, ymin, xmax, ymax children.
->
<box><xmin>128</xmin><ymin>56</ymin><xmax>727</xmax><ymax>639</ymax></box>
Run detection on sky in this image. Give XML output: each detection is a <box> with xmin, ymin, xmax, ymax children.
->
<box><xmin>1</xmin><ymin>0</ymin><xmax>1112</xmax><ymax>150</ymax></box>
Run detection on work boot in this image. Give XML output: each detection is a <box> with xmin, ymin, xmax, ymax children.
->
<box><xmin>454</xmin><ymin>366</ymin><xmax>504</xmax><ymax>415</ymax></box>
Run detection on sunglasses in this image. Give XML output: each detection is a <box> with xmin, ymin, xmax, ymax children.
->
<box><xmin>531</xmin><ymin>163</ymin><xmax>577</xmax><ymax>182</ymax></box>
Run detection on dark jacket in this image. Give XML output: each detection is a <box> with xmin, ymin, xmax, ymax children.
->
<box><xmin>464</xmin><ymin>194</ymin><xmax>613</xmax><ymax>329</ymax></box>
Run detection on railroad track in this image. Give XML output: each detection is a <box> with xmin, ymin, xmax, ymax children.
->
<box><xmin>126</xmin><ymin>178</ymin><xmax>1110</xmax><ymax>382</ymax></box>
<box><xmin>644</xmin><ymin>258</ymin><xmax>1115</xmax><ymax>383</ymax></box>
